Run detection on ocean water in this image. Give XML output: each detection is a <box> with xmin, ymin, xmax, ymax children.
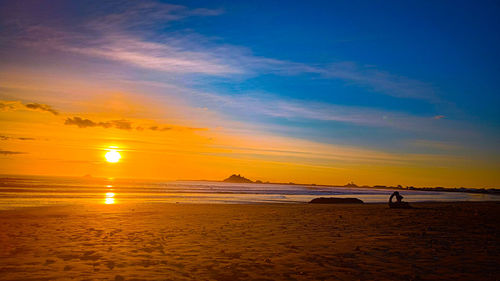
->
<box><xmin>0</xmin><ymin>175</ymin><xmax>497</xmax><ymax>209</ymax></box>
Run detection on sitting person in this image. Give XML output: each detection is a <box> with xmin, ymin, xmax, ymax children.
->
<box><xmin>388</xmin><ymin>191</ymin><xmax>411</xmax><ymax>208</ymax></box>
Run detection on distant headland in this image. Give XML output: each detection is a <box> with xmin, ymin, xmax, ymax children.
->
<box><xmin>218</xmin><ymin>174</ymin><xmax>499</xmax><ymax>195</ymax></box>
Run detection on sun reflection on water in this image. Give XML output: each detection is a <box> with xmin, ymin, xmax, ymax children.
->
<box><xmin>104</xmin><ymin>192</ymin><xmax>115</xmax><ymax>204</ymax></box>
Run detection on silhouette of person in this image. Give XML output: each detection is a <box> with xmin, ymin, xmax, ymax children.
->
<box><xmin>389</xmin><ymin>191</ymin><xmax>410</xmax><ymax>208</ymax></box>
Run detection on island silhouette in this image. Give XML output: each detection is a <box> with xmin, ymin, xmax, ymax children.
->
<box><xmin>223</xmin><ymin>174</ymin><xmax>254</xmax><ymax>183</ymax></box>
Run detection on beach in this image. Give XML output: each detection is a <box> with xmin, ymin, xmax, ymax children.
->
<box><xmin>0</xmin><ymin>202</ymin><xmax>498</xmax><ymax>280</ymax></box>
<box><xmin>2</xmin><ymin>1</ymin><xmax>500</xmax><ymax>281</ymax></box>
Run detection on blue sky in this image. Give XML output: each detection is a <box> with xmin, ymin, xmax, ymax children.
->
<box><xmin>0</xmin><ymin>0</ymin><xmax>499</xmax><ymax>185</ymax></box>
<box><xmin>188</xmin><ymin>0</ymin><xmax>500</xmax><ymax>117</ymax></box>
<box><xmin>180</xmin><ymin>0</ymin><xmax>500</xmax><ymax>149</ymax></box>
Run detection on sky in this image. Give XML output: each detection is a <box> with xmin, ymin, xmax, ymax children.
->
<box><xmin>0</xmin><ymin>0</ymin><xmax>499</xmax><ymax>187</ymax></box>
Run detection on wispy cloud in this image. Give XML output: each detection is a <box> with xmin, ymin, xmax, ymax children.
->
<box><xmin>191</xmin><ymin>91</ymin><xmax>445</xmax><ymax>131</ymax></box>
<box><xmin>411</xmin><ymin>139</ymin><xmax>462</xmax><ymax>151</ymax></box>
<box><xmin>7</xmin><ymin>1</ymin><xmax>235</xmax><ymax>76</ymax></box>
<box><xmin>0</xmin><ymin>150</ymin><xmax>25</xmax><ymax>155</ymax></box>
<box><xmin>0</xmin><ymin>135</ymin><xmax>35</xmax><ymax>141</ymax></box>
<box><xmin>60</xmin><ymin>34</ymin><xmax>241</xmax><ymax>75</ymax></box>
<box><xmin>64</xmin><ymin>117</ymin><xmax>133</xmax><ymax>130</ymax></box>
<box><xmin>84</xmin><ymin>1</ymin><xmax>223</xmax><ymax>31</ymax></box>
<box><xmin>64</xmin><ymin>116</ymin><xmax>206</xmax><ymax>132</ymax></box>
<box><xmin>25</xmin><ymin>102</ymin><xmax>59</xmax><ymax>115</ymax></box>
<box><xmin>146</xmin><ymin>125</ymin><xmax>205</xmax><ymax>132</ymax></box>
<box><xmin>205</xmin><ymin>130</ymin><xmax>466</xmax><ymax>168</ymax></box>
<box><xmin>60</xmin><ymin>34</ymin><xmax>438</xmax><ymax>102</ymax></box>
<box><xmin>320</xmin><ymin>63</ymin><xmax>439</xmax><ymax>101</ymax></box>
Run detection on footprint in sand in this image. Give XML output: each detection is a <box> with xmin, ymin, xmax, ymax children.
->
<box><xmin>44</xmin><ymin>259</ymin><xmax>56</xmax><ymax>266</ymax></box>
<box><xmin>80</xmin><ymin>251</ymin><xmax>102</xmax><ymax>261</ymax></box>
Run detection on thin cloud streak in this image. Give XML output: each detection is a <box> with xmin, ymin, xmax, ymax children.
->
<box><xmin>0</xmin><ymin>100</ymin><xmax>59</xmax><ymax>115</ymax></box>
<box><xmin>46</xmin><ymin>32</ymin><xmax>438</xmax><ymax>101</ymax></box>
<box><xmin>64</xmin><ymin>116</ymin><xmax>206</xmax><ymax>132</ymax></box>
<box><xmin>61</xmin><ymin>34</ymin><xmax>241</xmax><ymax>75</ymax></box>
<box><xmin>0</xmin><ymin>150</ymin><xmax>25</xmax><ymax>155</ymax></box>
<box><xmin>25</xmin><ymin>102</ymin><xmax>59</xmax><ymax>115</ymax></box>
<box><xmin>320</xmin><ymin>63</ymin><xmax>439</xmax><ymax>102</ymax></box>
<box><xmin>205</xmin><ymin>131</ymin><xmax>467</xmax><ymax>168</ymax></box>
<box><xmin>113</xmin><ymin>78</ymin><xmax>467</xmax><ymax>142</ymax></box>
<box><xmin>193</xmin><ymin>91</ymin><xmax>445</xmax><ymax>131</ymax></box>
<box><xmin>84</xmin><ymin>1</ymin><xmax>223</xmax><ymax>31</ymax></box>
<box><xmin>411</xmin><ymin>139</ymin><xmax>462</xmax><ymax>151</ymax></box>
<box><xmin>64</xmin><ymin>117</ymin><xmax>133</xmax><ymax>130</ymax></box>
<box><xmin>0</xmin><ymin>135</ymin><xmax>35</xmax><ymax>141</ymax></box>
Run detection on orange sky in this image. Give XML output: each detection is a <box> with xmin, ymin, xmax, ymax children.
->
<box><xmin>0</xmin><ymin>85</ymin><xmax>498</xmax><ymax>187</ymax></box>
<box><xmin>1</xmin><ymin>1</ymin><xmax>499</xmax><ymax>188</ymax></box>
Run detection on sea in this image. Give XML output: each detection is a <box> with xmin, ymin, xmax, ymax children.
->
<box><xmin>0</xmin><ymin>175</ymin><xmax>497</xmax><ymax>209</ymax></box>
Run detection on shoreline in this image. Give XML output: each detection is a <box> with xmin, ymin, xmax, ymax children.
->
<box><xmin>1</xmin><ymin>196</ymin><xmax>500</xmax><ymax>210</ymax></box>
<box><xmin>1</xmin><ymin>199</ymin><xmax>500</xmax><ymax>211</ymax></box>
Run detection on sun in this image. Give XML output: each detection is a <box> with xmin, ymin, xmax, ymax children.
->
<box><xmin>105</xmin><ymin>150</ymin><xmax>121</xmax><ymax>163</ymax></box>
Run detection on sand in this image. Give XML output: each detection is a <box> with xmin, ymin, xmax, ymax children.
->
<box><xmin>0</xmin><ymin>202</ymin><xmax>498</xmax><ymax>281</ymax></box>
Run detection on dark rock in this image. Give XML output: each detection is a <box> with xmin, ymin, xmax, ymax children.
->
<box><xmin>309</xmin><ymin>197</ymin><xmax>364</xmax><ymax>204</ymax></box>
<box><xmin>223</xmin><ymin>174</ymin><xmax>253</xmax><ymax>183</ymax></box>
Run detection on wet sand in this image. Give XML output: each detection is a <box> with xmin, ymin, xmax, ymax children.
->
<box><xmin>0</xmin><ymin>202</ymin><xmax>498</xmax><ymax>280</ymax></box>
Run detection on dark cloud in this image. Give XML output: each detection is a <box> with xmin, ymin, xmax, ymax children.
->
<box><xmin>177</xmin><ymin>126</ymin><xmax>206</xmax><ymax>131</ymax></box>
<box><xmin>111</xmin><ymin>119</ymin><xmax>133</xmax><ymax>130</ymax></box>
<box><xmin>149</xmin><ymin>126</ymin><xmax>174</xmax><ymax>131</ymax></box>
<box><xmin>25</xmin><ymin>103</ymin><xmax>59</xmax><ymax>115</ymax></box>
<box><xmin>0</xmin><ymin>150</ymin><xmax>25</xmax><ymax>155</ymax></box>
<box><xmin>65</xmin><ymin>117</ymin><xmax>97</xmax><ymax>128</ymax></box>
<box><xmin>0</xmin><ymin>135</ymin><xmax>35</xmax><ymax>141</ymax></box>
<box><xmin>64</xmin><ymin>117</ymin><xmax>132</xmax><ymax>130</ymax></box>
